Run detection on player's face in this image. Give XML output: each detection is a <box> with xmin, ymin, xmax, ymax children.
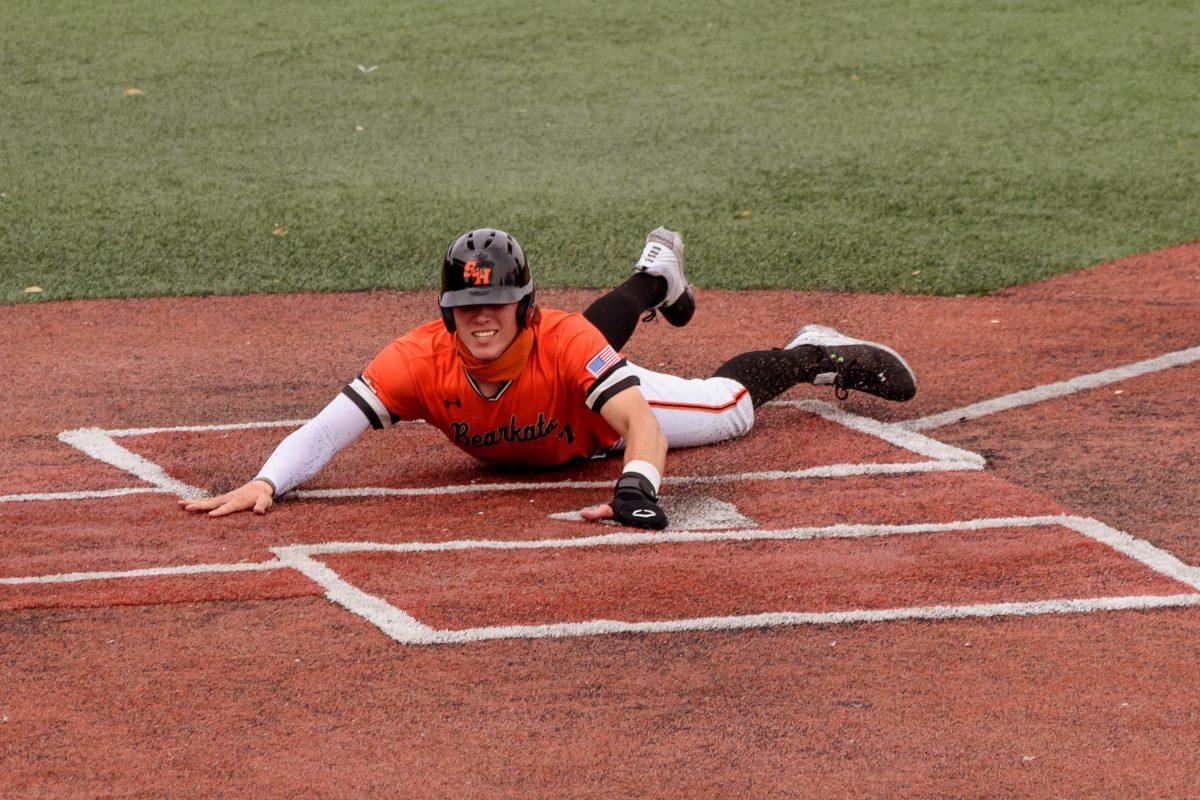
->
<box><xmin>453</xmin><ymin>303</ymin><xmax>520</xmax><ymax>361</ymax></box>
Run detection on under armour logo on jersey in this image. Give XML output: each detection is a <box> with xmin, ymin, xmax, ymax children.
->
<box><xmin>462</xmin><ymin>259</ymin><xmax>492</xmax><ymax>286</ymax></box>
<box><xmin>444</xmin><ymin>398</ymin><xmax>461</xmax><ymax>409</ymax></box>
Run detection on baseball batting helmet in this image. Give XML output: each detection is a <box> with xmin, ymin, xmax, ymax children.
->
<box><xmin>440</xmin><ymin>228</ymin><xmax>535</xmax><ymax>333</ymax></box>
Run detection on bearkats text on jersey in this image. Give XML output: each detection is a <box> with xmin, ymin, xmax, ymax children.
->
<box><xmin>449</xmin><ymin>413</ymin><xmax>575</xmax><ymax>449</ymax></box>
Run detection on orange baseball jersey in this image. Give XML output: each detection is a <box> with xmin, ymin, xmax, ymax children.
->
<box><xmin>342</xmin><ymin>309</ymin><xmax>640</xmax><ymax>466</ymax></box>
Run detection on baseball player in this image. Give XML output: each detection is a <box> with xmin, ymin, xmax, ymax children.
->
<box><xmin>180</xmin><ymin>228</ymin><xmax>916</xmax><ymax>528</ymax></box>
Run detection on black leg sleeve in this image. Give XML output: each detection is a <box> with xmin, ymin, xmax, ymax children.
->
<box><xmin>712</xmin><ymin>346</ymin><xmax>825</xmax><ymax>408</ymax></box>
<box><xmin>582</xmin><ymin>274</ymin><xmax>667</xmax><ymax>349</ymax></box>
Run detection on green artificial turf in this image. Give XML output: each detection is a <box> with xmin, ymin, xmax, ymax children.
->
<box><xmin>2</xmin><ymin>0</ymin><xmax>1198</xmax><ymax>302</ymax></box>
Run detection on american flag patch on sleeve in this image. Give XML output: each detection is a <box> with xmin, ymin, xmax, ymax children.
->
<box><xmin>585</xmin><ymin>345</ymin><xmax>621</xmax><ymax>377</ymax></box>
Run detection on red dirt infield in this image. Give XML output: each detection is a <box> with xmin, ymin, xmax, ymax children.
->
<box><xmin>2</xmin><ymin>242</ymin><xmax>1199</xmax><ymax>797</ymax></box>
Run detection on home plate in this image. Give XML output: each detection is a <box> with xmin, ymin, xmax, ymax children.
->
<box><xmin>549</xmin><ymin>495</ymin><xmax>756</xmax><ymax>531</ymax></box>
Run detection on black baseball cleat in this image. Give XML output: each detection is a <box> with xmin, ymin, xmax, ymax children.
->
<box><xmin>635</xmin><ymin>226</ymin><xmax>695</xmax><ymax>327</ymax></box>
<box><xmin>786</xmin><ymin>324</ymin><xmax>917</xmax><ymax>402</ymax></box>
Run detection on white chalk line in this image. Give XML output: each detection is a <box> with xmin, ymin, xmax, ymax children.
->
<box><xmin>0</xmin><ymin>457</ymin><xmax>980</xmax><ymax>505</ymax></box>
<box><xmin>103</xmin><ymin>419</ymin><xmax>311</xmax><ymax>437</ymax></box>
<box><xmin>0</xmin><ymin>487</ymin><xmax>169</xmax><ymax>503</ymax></box>
<box><xmin>401</xmin><ymin>594</ymin><xmax>1200</xmax><ymax>645</ymax></box>
<box><xmin>0</xmin><ymin>559</ymin><xmax>283</xmax><ymax>586</ymax></box>
<box><xmin>773</xmin><ymin>400</ymin><xmax>986</xmax><ymax>466</ymax></box>
<box><xmin>56</xmin><ymin>428</ymin><xmax>204</xmax><ymax>498</ymax></box>
<box><xmin>286</xmin><ymin>515</ymin><xmax>1072</xmax><ymax>557</ymax></box>
<box><xmin>32</xmin><ymin>402</ymin><xmax>981</xmax><ymax>505</ymax></box>
<box><xmin>7</xmin><ymin>517</ymin><xmax>1050</xmax><ymax>584</ymax></box>
<box><xmin>101</xmin><ymin>418</ymin><xmax>425</xmax><ymax>438</ymax></box>
<box><xmin>2</xmin><ymin>420</ymin><xmax>318</xmax><ymax>503</ymax></box>
<box><xmin>905</xmin><ymin>344</ymin><xmax>1200</xmax><ymax>430</ymax></box>
<box><xmin>3</xmin><ymin>516</ymin><xmax>1188</xmax><ymax>592</ymax></box>
<box><xmin>1063</xmin><ymin>515</ymin><xmax>1200</xmax><ymax>591</ymax></box>
<box><xmin>291</xmin><ymin>458</ymin><xmax>980</xmax><ymax>500</ymax></box>
<box><xmin>271</xmin><ymin>514</ymin><xmax>1200</xmax><ymax>645</ymax></box>
<box><xmin>271</xmin><ymin>548</ymin><xmax>433</xmax><ymax>640</ymax></box>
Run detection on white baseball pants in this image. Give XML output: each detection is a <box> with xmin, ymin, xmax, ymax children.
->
<box><xmin>618</xmin><ymin>363</ymin><xmax>755</xmax><ymax>450</ymax></box>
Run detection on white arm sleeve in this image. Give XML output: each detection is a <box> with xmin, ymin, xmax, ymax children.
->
<box><xmin>257</xmin><ymin>392</ymin><xmax>372</xmax><ymax>495</ymax></box>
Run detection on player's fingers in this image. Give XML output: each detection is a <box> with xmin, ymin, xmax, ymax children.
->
<box><xmin>253</xmin><ymin>494</ymin><xmax>272</xmax><ymax>515</ymax></box>
<box><xmin>179</xmin><ymin>495</ymin><xmax>224</xmax><ymax>512</ymax></box>
<box><xmin>207</xmin><ymin>498</ymin><xmax>249</xmax><ymax>518</ymax></box>
<box><xmin>579</xmin><ymin>503</ymin><xmax>614</xmax><ymax>522</ymax></box>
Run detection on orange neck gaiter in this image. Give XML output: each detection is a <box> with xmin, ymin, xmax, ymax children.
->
<box><xmin>454</xmin><ymin>326</ymin><xmax>536</xmax><ymax>383</ymax></box>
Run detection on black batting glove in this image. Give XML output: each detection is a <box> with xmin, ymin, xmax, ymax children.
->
<box><xmin>610</xmin><ymin>472</ymin><xmax>668</xmax><ymax>530</ymax></box>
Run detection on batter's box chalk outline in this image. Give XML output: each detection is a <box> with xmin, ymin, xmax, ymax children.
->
<box><xmin>9</xmin><ymin>400</ymin><xmax>983</xmax><ymax>505</ymax></box>
<box><xmin>267</xmin><ymin>515</ymin><xmax>1200</xmax><ymax>646</ymax></box>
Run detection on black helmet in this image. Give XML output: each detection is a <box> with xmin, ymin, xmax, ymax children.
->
<box><xmin>440</xmin><ymin>228</ymin><xmax>535</xmax><ymax>332</ymax></box>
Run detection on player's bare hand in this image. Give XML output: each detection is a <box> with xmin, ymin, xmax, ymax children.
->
<box><xmin>177</xmin><ymin>479</ymin><xmax>274</xmax><ymax>517</ymax></box>
<box><xmin>579</xmin><ymin>503</ymin><xmax>614</xmax><ymax>523</ymax></box>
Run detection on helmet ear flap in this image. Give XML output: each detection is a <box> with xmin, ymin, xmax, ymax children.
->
<box><xmin>516</xmin><ymin>293</ymin><xmax>536</xmax><ymax>328</ymax></box>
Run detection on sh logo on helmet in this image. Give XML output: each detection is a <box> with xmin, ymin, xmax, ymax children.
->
<box><xmin>462</xmin><ymin>259</ymin><xmax>492</xmax><ymax>286</ymax></box>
